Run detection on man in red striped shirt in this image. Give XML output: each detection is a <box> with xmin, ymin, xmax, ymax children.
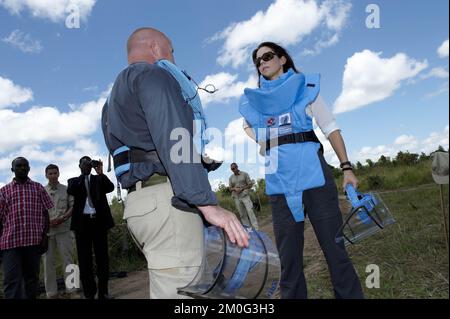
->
<box><xmin>0</xmin><ymin>157</ymin><xmax>53</xmax><ymax>299</ymax></box>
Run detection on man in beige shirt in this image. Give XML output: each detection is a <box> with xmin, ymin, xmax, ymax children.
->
<box><xmin>229</xmin><ymin>163</ymin><xmax>259</xmax><ymax>230</ymax></box>
<box><xmin>43</xmin><ymin>164</ymin><xmax>75</xmax><ymax>298</ymax></box>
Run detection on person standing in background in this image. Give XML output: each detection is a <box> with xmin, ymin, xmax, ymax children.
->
<box><xmin>43</xmin><ymin>164</ymin><xmax>76</xmax><ymax>299</ymax></box>
<box><xmin>229</xmin><ymin>163</ymin><xmax>259</xmax><ymax>230</ymax></box>
<box><xmin>67</xmin><ymin>157</ymin><xmax>115</xmax><ymax>299</ymax></box>
<box><xmin>0</xmin><ymin>157</ymin><xmax>53</xmax><ymax>299</ymax></box>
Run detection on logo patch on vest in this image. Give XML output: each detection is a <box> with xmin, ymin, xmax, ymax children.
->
<box><xmin>266</xmin><ymin>117</ymin><xmax>276</xmax><ymax>127</ymax></box>
<box><xmin>278</xmin><ymin>113</ymin><xmax>293</xmax><ymax>136</ymax></box>
<box><xmin>279</xmin><ymin>113</ymin><xmax>291</xmax><ymax>126</ymax></box>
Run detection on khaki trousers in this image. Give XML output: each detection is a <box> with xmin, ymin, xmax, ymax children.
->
<box><xmin>234</xmin><ymin>195</ymin><xmax>259</xmax><ymax>230</ymax></box>
<box><xmin>124</xmin><ymin>180</ymin><xmax>203</xmax><ymax>299</ymax></box>
<box><xmin>43</xmin><ymin>231</ymin><xmax>75</xmax><ymax>297</ymax></box>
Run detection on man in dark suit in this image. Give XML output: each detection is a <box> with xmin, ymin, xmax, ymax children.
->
<box><xmin>67</xmin><ymin>156</ymin><xmax>115</xmax><ymax>299</ymax></box>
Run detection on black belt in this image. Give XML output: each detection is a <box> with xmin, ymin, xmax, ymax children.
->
<box><xmin>127</xmin><ymin>175</ymin><xmax>168</xmax><ymax>194</ymax></box>
<box><xmin>266</xmin><ymin>131</ymin><xmax>321</xmax><ymax>151</ymax></box>
<box><xmin>113</xmin><ymin>149</ymin><xmax>160</xmax><ymax>169</ymax></box>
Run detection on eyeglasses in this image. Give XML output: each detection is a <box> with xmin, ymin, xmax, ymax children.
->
<box><xmin>254</xmin><ymin>51</ymin><xmax>277</xmax><ymax>67</ymax></box>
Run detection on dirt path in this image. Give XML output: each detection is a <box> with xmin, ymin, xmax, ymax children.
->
<box><xmin>109</xmin><ymin>270</ymin><xmax>149</xmax><ymax>299</ymax></box>
<box><xmin>108</xmin><ymin>198</ymin><xmax>351</xmax><ymax>299</ymax></box>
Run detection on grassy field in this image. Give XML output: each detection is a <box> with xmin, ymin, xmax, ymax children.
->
<box><xmin>0</xmin><ymin>159</ymin><xmax>448</xmax><ymax>299</ymax></box>
<box><xmin>303</xmin><ymin>185</ymin><xmax>449</xmax><ymax>298</ymax></box>
<box><xmin>216</xmin><ymin>184</ymin><xmax>449</xmax><ymax>299</ymax></box>
<box><xmin>215</xmin><ymin>158</ymin><xmax>449</xmax><ymax>299</ymax></box>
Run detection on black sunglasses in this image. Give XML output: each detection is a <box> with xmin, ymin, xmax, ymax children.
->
<box><xmin>254</xmin><ymin>51</ymin><xmax>277</xmax><ymax>67</ymax></box>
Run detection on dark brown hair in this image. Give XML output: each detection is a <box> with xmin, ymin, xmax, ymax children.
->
<box><xmin>252</xmin><ymin>42</ymin><xmax>299</xmax><ymax>87</ymax></box>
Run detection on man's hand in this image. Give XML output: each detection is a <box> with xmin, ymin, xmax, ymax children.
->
<box><xmin>50</xmin><ymin>218</ymin><xmax>61</xmax><ymax>226</ymax></box>
<box><xmin>198</xmin><ymin>205</ymin><xmax>250</xmax><ymax>248</ymax></box>
<box><xmin>94</xmin><ymin>160</ymin><xmax>103</xmax><ymax>175</ymax></box>
<box><xmin>50</xmin><ymin>217</ymin><xmax>66</xmax><ymax>226</ymax></box>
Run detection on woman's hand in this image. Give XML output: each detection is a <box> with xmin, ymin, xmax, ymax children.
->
<box><xmin>342</xmin><ymin>169</ymin><xmax>358</xmax><ymax>190</ymax></box>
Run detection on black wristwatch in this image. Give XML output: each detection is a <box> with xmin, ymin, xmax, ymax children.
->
<box><xmin>340</xmin><ymin>161</ymin><xmax>353</xmax><ymax>171</ymax></box>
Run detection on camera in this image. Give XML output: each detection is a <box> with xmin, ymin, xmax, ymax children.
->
<box><xmin>91</xmin><ymin>160</ymin><xmax>101</xmax><ymax>168</ymax></box>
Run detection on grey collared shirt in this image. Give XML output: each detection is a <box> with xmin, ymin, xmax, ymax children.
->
<box><xmin>229</xmin><ymin>171</ymin><xmax>253</xmax><ymax>199</ymax></box>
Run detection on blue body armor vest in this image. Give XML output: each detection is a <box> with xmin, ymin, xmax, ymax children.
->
<box><xmin>239</xmin><ymin>69</ymin><xmax>325</xmax><ymax>222</ymax></box>
<box><xmin>155</xmin><ymin>59</ymin><xmax>210</xmax><ymax>153</ymax></box>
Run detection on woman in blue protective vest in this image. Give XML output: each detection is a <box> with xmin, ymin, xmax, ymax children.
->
<box><xmin>239</xmin><ymin>42</ymin><xmax>364</xmax><ymax>299</ymax></box>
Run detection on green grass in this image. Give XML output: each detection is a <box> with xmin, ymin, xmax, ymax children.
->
<box><xmin>304</xmin><ymin>185</ymin><xmax>449</xmax><ymax>299</ymax></box>
<box><xmin>336</xmin><ymin>160</ymin><xmax>435</xmax><ymax>193</ymax></box>
<box><xmin>1</xmin><ymin>160</ymin><xmax>448</xmax><ymax>299</ymax></box>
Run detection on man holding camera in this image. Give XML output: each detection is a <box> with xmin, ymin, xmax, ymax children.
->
<box><xmin>67</xmin><ymin>156</ymin><xmax>115</xmax><ymax>299</ymax></box>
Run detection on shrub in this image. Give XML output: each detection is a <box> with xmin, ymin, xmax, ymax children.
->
<box><xmin>367</xmin><ymin>175</ymin><xmax>384</xmax><ymax>190</ymax></box>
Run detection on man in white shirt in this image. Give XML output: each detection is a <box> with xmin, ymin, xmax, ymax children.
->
<box><xmin>67</xmin><ymin>156</ymin><xmax>115</xmax><ymax>299</ymax></box>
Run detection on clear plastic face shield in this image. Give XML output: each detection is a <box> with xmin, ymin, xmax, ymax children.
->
<box><xmin>178</xmin><ymin>226</ymin><xmax>280</xmax><ymax>299</ymax></box>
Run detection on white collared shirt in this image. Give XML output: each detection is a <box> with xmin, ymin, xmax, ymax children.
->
<box><xmin>83</xmin><ymin>174</ymin><xmax>96</xmax><ymax>215</ymax></box>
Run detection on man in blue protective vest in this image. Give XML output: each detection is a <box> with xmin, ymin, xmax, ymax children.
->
<box><xmin>101</xmin><ymin>27</ymin><xmax>249</xmax><ymax>299</ymax></box>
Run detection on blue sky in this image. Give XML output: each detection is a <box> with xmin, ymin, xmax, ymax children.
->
<box><xmin>0</xmin><ymin>0</ymin><xmax>448</xmax><ymax>192</ymax></box>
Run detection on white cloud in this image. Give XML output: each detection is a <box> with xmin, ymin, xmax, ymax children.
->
<box><xmin>394</xmin><ymin>134</ymin><xmax>419</xmax><ymax>151</ymax></box>
<box><xmin>82</xmin><ymin>85</ymin><xmax>98</xmax><ymax>92</ymax></box>
<box><xmin>394</xmin><ymin>134</ymin><xmax>417</xmax><ymax>145</ymax></box>
<box><xmin>0</xmin><ymin>138</ymin><xmax>103</xmax><ymax>181</ymax></box>
<box><xmin>2</xmin><ymin>29</ymin><xmax>43</xmax><ymax>53</ymax></box>
<box><xmin>302</xmin><ymin>33</ymin><xmax>340</xmax><ymax>56</ymax></box>
<box><xmin>350</xmin><ymin>126</ymin><xmax>449</xmax><ymax>164</ymax></box>
<box><xmin>0</xmin><ymin>76</ymin><xmax>33</xmax><ymax>109</ymax></box>
<box><xmin>422</xmin><ymin>125</ymin><xmax>449</xmax><ymax>153</ymax></box>
<box><xmin>437</xmin><ymin>39</ymin><xmax>449</xmax><ymax>58</ymax></box>
<box><xmin>425</xmin><ymin>82</ymin><xmax>449</xmax><ymax>99</ymax></box>
<box><xmin>0</xmin><ymin>138</ymin><xmax>123</xmax><ymax>202</ymax></box>
<box><xmin>209</xmin><ymin>178</ymin><xmax>226</xmax><ymax>191</ymax></box>
<box><xmin>224</xmin><ymin>118</ymin><xmax>255</xmax><ymax>148</ymax></box>
<box><xmin>0</xmin><ymin>0</ymin><xmax>97</xmax><ymax>23</ymax></box>
<box><xmin>354</xmin><ymin>145</ymin><xmax>395</xmax><ymax>164</ymax></box>
<box><xmin>210</xmin><ymin>0</ymin><xmax>351</xmax><ymax>68</ymax></box>
<box><xmin>334</xmin><ymin>50</ymin><xmax>428</xmax><ymax>114</ymax></box>
<box><xmin>421</xmin><ymin>67</ymin><xmax>449</xmax><ymax>80</ymax></box>
<box><xmin>199</xmin><ymin>73</ymin><xmax>257</xmax><ymax>107</ymax></box>
<box><xmin>0</xmin><ymin>85</ymin><xmax>110</xmax><ymax>152</ymax></box>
